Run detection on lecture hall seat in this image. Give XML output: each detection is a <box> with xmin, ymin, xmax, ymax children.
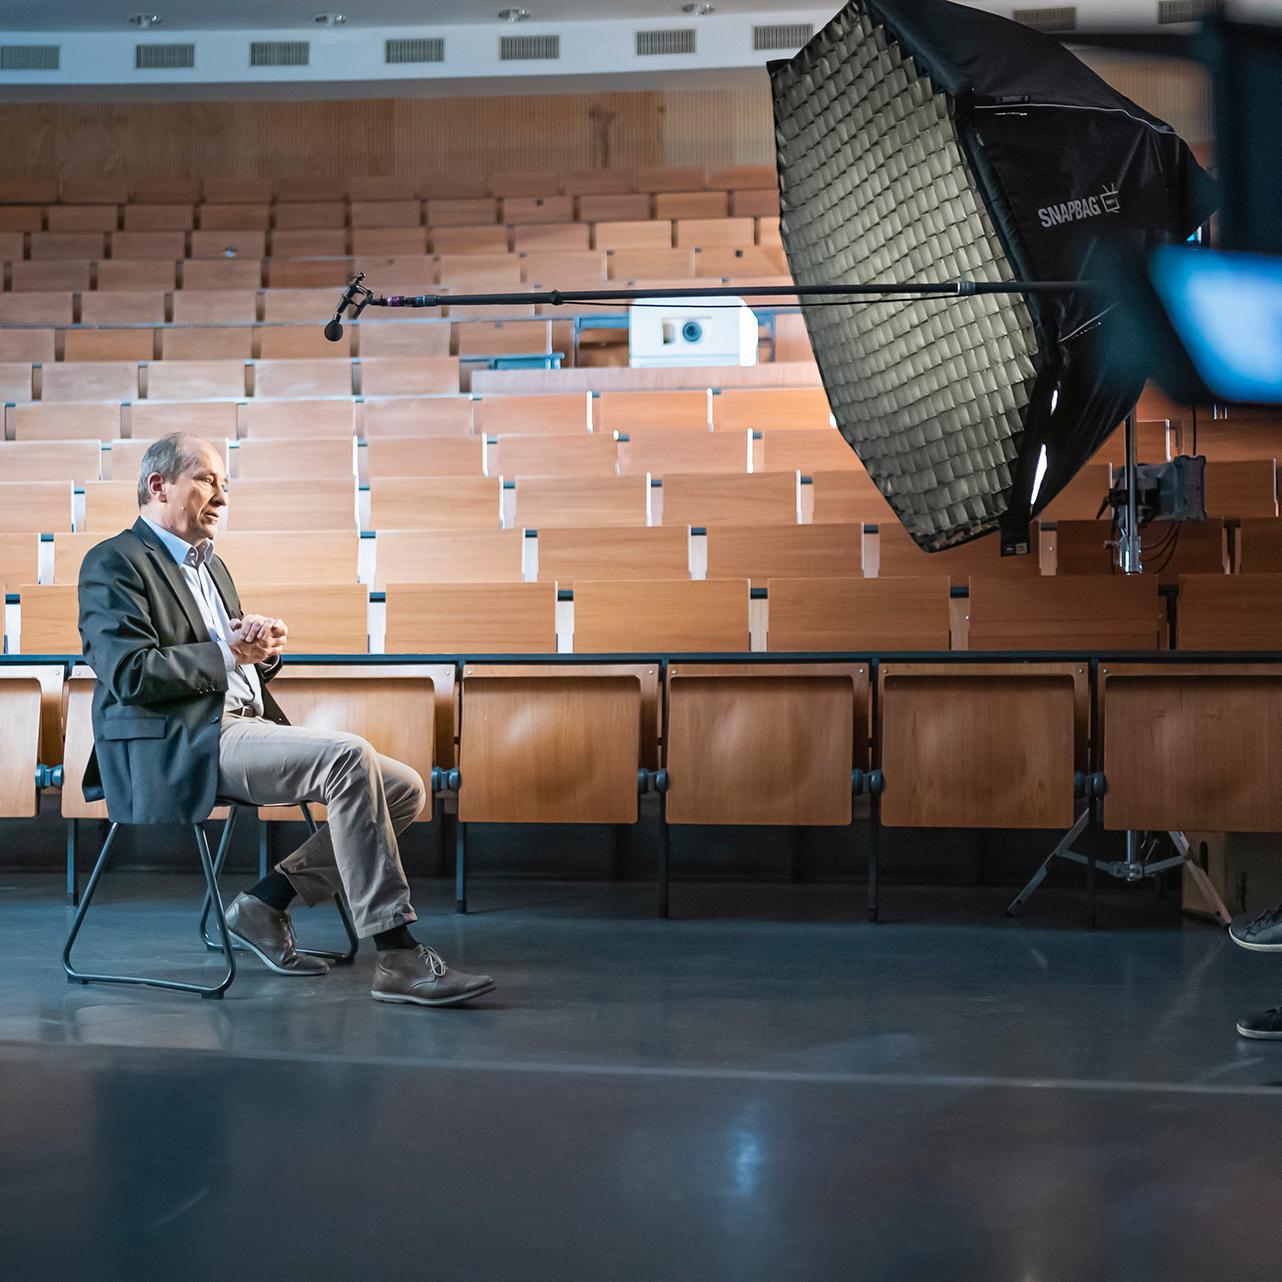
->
<box><xmin>373</xmin><ymin>529</ymin><xmax>525</xmax><ymax>588</ymax></box>
<box><xmin>535</xmin><ymin>526</ymin><xmax>691</xmax><ymax>586</ymax></box>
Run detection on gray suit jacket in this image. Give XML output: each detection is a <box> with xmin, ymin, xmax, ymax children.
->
<box><xmin>77</xmin><ymin>517</ymin><xmax>288</xmax><ymax>823</ymax></box>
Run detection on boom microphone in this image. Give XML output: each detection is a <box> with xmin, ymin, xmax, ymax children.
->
<box><xmin>324</xmin><ymin>273</ymin><xmax>370</xmax><ymax>341</ymax></box>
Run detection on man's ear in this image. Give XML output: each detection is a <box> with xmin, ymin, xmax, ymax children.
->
<box><xmin>146</xmin><ymin>472</ymin><xmax>165</xmax><ymax>503</ymax></box>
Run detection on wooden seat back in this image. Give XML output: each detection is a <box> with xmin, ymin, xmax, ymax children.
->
<box><xmin>767</xmin><ymin>577</ymin><xmax>951</xmax><ymax>651</ymax></box>
<box><xmin>223</xmin><ymin>478</ymin><xmax>356</xmax><ymax>532</ymax></box>
<box><xmin>707</xmin><ymin>523</ymin><xmax>861</xmax><ymax>587</ymax></box>
<box><xmin>0</xmin><ymin>674</ymin><xmax>43</xmax><ymax>817</ymax></box>
<box><xmin>536</xmin><ymin>526</ymin><xmax>689</xmax><ymax>586</ymax></box>
<box><xmin>661</xmin><ymin>472</ymin><xmax>799</xmax><ymax>527</ymax></box>
<box><xmin>573</xmin><ymin>579</ymin><xmax>749</xmax><ymax>652</ymax></box>
<box><xmin>664</xmin><ymin>662</ymin><xmax>869</xmax><ymax>825</ymax></box>
<box><xmin>1177</xmin><ymin>574</ymin><xmax>1282</xmax><ymax>650</ymax></box>
<box><xmin>0</xmin><ymin>481</ymin><xmax>74</xmax><ymax>533</ymax></box>
<box><xmin>374</xmin><ymin>529</ymin><xmax>524</xmax><ymax>588</ymax></box>
<box><xmin>513</xmin><ymin>475</ymin><xmax>649</xmax><ymax>528</ymax></box>
<box><xmin>384</xmin><ymin>582</ymin><xmax>557</xmax><ymax>653</ymax></box>
<box><xmin>369</xmin><ymin>477</ymin><xmax>501</xmax><ymax>531</ymax></box>
<box><xmin>968</xmin><ymin>575</ymin><xmax>1162</xmax><ymax>650</ymax></box>
<box><xmin>458</xmin><ymin>664</ymin><xmax>655</xmax><ymax>824</ymax></box>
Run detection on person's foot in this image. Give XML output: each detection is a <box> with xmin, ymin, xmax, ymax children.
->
<box><xmin>1236</xmin><ymin>1007</ymin><xmax>1282</xmax><ymax>1039</ymax></box>
<box><xmin>1229</xmin><ymin>905</ymin><xmax>1282</xmax><ymax>952</ymax></box>
<box><xmin>224</xmin><ymin>892</ymin><xmax>330</xmax><ymax>976</ymax></box>
<box><xmin>371</xmin><ymin>945</ymin><xmax>495</xmax><ymax>1008</ymax></box>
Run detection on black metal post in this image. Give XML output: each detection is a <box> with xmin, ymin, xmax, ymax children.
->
<box><xmin>65</xmin><ymin>818</ymin><xmax>78</xmax><ymax>906</ymax></box>
<box><xmin>455</xmin><ymin>820</ymin><xmax>467</xmax><ymax>914</ymax></box>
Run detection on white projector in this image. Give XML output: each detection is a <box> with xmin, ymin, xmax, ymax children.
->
<box><xmin>628</xmin><ymin>295</ymin><xmax>759</xmax><ymax>368</ymax></box>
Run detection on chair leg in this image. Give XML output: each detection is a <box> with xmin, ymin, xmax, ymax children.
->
<box><xmin>63</xmin><ymin>822</ymin><xmax>236</xmax><ymax>1000</ymax></box>
<box><xmin>199</xmin><ymin>806</ymin><xmax>241</xmax><ymax>950</ymax></box>
<box><xmin>66</xmin><ymin>818</ymin><xmax>79</xmax><ymax>907</ymax></box>
<box><xmin>658</xmin><ymin>798</ymin><xmax>671</xmax><ymax>920</ymax></box>
<box><xmin>867</xmin><ymin>794</ymin><xmax>881</xmax><ymax>924</ymax></box>
<box><xmin>455</xmin><ymin>820</ymin><xmax>468</xmax><ymax>914</ymax></box>
<box><xmin>203</xmin><ymin>804</ymin><xmax>359</xmax><ymax>965</ymax></box>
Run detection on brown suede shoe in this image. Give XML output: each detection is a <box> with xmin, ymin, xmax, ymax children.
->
<box><xmin>371</xmin><ymin>946</ymin><xmax>495</xmax><ymax>1007</ymax></box>
<box><xmin>224</xmin><ymin>892</ymin><xmax>330</xmax><ymax>977</ymax></box>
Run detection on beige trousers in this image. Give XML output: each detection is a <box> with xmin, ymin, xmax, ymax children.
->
<box><xmin>216</xmin><ymin>714</ymin><xmax>426</xmax><ymax>937</ymax></box>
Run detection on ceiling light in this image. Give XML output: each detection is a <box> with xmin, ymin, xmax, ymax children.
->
<box><xmin>498</xmin><ymin>8</ymin><xmax>531</xmax><ymax>21</ymax></box>
<box><xmin>682</xmin><ymin>3</ymin><xmax>716</xmax><ymax>13</ymax></box>
<box><xmin>128</xmin><ymin>13</ymin><xmax>163</xmax><ymax>26</ymax></box>
<box><xmin>314</xmin><ymin>12</ymin><xmax>348</xmax><ymax>25</ymax></box>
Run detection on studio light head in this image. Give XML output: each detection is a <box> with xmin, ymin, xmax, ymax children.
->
<box><xmin>770</xmin><ymin>0</ymin><xmax>1213</xmax><ymax>551</ymax></box>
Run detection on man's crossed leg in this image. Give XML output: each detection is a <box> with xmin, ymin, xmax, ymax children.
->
<box><xmin>216</xmin><ymin>714</ymin><xmax>494</xmax><ymax>1007</ymax></box>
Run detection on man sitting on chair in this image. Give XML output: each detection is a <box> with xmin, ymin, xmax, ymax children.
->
<box><xmin>77</xmin><ymin>432</ymin><xmax>495</xmax><ymax>1008</ymax></box>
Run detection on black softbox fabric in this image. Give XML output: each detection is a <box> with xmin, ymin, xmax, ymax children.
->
<box><xmin>770</xmin><ymin>0</ymin><xmax>1214</xmax><ymax>551</ymax></box>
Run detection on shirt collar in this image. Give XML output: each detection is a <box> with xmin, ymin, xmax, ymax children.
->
<box><xmin>140</xmin><ymin>515</ymin><xmax>214</xmax><ymax>569</ymax></box>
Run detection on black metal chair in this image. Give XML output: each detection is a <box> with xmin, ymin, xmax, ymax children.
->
<box><xmin>63</xmin><ymin>801</ymin><xmax>358</xmax><ymax>1000</ymax></box>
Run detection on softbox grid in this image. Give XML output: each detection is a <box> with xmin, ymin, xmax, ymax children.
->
<box><xmin>772</xmin><ymin>4</ymin><xmax>1039</xmax><ymax>549</ymax></box>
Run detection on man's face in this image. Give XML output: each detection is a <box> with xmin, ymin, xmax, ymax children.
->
<box><xmin>146</xmin><ymin>442</ymin><xmax>227</xmax><ymax>545</ymax></box>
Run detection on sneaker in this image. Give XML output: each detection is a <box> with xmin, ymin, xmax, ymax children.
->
<box><xmin>371</xmin><ymin>945</ymin><xmax>495</xmax><ymax>1008</ymax></box>
<box><xmin>224</xmin><ymin>892</ymin><xmax>330</xmax><ymax>977</ymax></box>
<box><xmin>1229</xmin><ymin>905</ymin><xmax>1282</xmax><ymax>952</ymax></box>
<box><xmin>1236</xmin><ymin>1007</ymin><xmax>1282</xmax><ymax>1040</ymax></box>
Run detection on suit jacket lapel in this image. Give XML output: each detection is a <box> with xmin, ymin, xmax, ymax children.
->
<box><xmin>130</xmin><ymin>517</ymin><xmax>211</xmax><ymax>644</ymax></box>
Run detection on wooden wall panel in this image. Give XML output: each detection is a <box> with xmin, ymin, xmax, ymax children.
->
<box><xmin>0</xmin><ymin>55</ymin><xmax>1209</xmax><ymax>185</ymax></box>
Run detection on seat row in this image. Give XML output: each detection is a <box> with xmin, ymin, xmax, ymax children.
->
<box><xmin>0</xmin><ymin>211</ymin><xmax>783</xmax><ymax>251</ymax></box>
<box><xmin>0</xmin><ymin>356</ymin><xmax>461</xmax><ymax>402</ymax></box>
<box><xmin>3</xmin><ymin>646</ymin><xmax>1275</xmax><ymax>924</ymax></box>
<box><xmin>8</xmin><ymin>514</ymin><xmax>1282</xmax><ymax>593</ymax></box>
<box><xmin>0</xmin><ymin>428</ymin><xmax>861</xmax><ymax>482</ymax></box>
<box><xmin>0</xmin><ymin>247</ymin><xmax>788</xmax><ymax>295</ymax></box>
<box><xmin>1</xmin><ymin>388</ymin><xmax>834</xmax><ymax>440</ymax></box>
<box><xmin>6</xmin><ymin>571</ymin><xmax>1281</xmax><ymax>658</ymax></box>
<box><xmin>0</xmin><ymin>165</ymin><xmax>779</xmax><ymax>208</ymax></box>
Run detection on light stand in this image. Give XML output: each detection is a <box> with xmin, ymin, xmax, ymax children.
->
<box><xmin>1007</xmin><ymin>411</ymin><xmax>1232</xmax><ymax>925</ymax></box>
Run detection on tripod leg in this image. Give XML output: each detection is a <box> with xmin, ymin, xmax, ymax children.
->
<box><xmin>1171</xmin><ymin>830</ymin><xmax>1231</xmax><ymax>927</ymax></box>
<box><xmin>1007</xmin><ymin>808</ymin><xmax>1091</xmax><ymax>917</ymax></box>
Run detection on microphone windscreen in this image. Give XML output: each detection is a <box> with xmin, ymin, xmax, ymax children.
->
<box><xmin>323</xmin><ymin>319</ymin><xmax>344</xmax><ymax>343</ymax></box>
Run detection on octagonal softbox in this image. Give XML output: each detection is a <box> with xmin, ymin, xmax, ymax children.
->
<box><xmin>770</xmin><ymin>0</ymin><xmax>1213</xmax><ymax>551</ymax></box>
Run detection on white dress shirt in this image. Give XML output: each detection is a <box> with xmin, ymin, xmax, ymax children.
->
<box><xmin>141</xmin><ymin>516</ymin><xmax>263</xmax><ymax>715</ymax></box>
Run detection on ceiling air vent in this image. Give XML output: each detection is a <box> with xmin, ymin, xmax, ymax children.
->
<box><xmin>1157</xmin><ymin>0</ymin><xmax>1216</xmax><ymax>22</ymax></box>
<box><xmin>637</xmin><ymin>29</ymin><xmax>696</xmax><ymax>56</ymax></box>
<box><xmin>386</xmin><ymin>37</ymin><xmax>445</xmax><ymax>64</ymax></box>
<box><xmin>250</xmin><ymin>41</ymin><xmax>310</xmax><ymax>67</ymax></box>
<box><xmin>499</xmin><ymin>34</ymin><xmax>559</xmax><ymax>61</ymax></box>
<box><xmin>0</xmin><ymin>45</ymin><xmax>60</xmax><ymax>71</ymax></box>
<box><xmin>135</xmin><ymin>43</ymin><xmax>195</xmax><ymax>70</ymax></box>
<box><xmin>753</xmin><ymin>24</ymin><xmax>813</xmax><ymax>51</ymax></box>
<box><xmin>1013</xmin><ymin>7</ymin><xmax>1078</xmax><ymax>32</ymax></box>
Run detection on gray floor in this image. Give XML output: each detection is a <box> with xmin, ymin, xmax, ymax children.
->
<box><xmin>2</xmin><ymin>871</ymin><xmax>1281</xmax><ymax>1282</ymax></box>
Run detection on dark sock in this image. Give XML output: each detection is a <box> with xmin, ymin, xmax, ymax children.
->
<box><xmin>373</xmin><ymin>924</ymin><xmax>420</xmax><ymax>952</ymax></box>
<box><xmin>247</xmin><ymin>870</ymin><xmax>296</xmax><ymax>913</ymax></box>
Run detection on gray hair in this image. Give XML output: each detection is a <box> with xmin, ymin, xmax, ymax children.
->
<box><xmin>136</xmin><ymin>433</ymin><xmax>206</xmax><ymax>507</ymax></box>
